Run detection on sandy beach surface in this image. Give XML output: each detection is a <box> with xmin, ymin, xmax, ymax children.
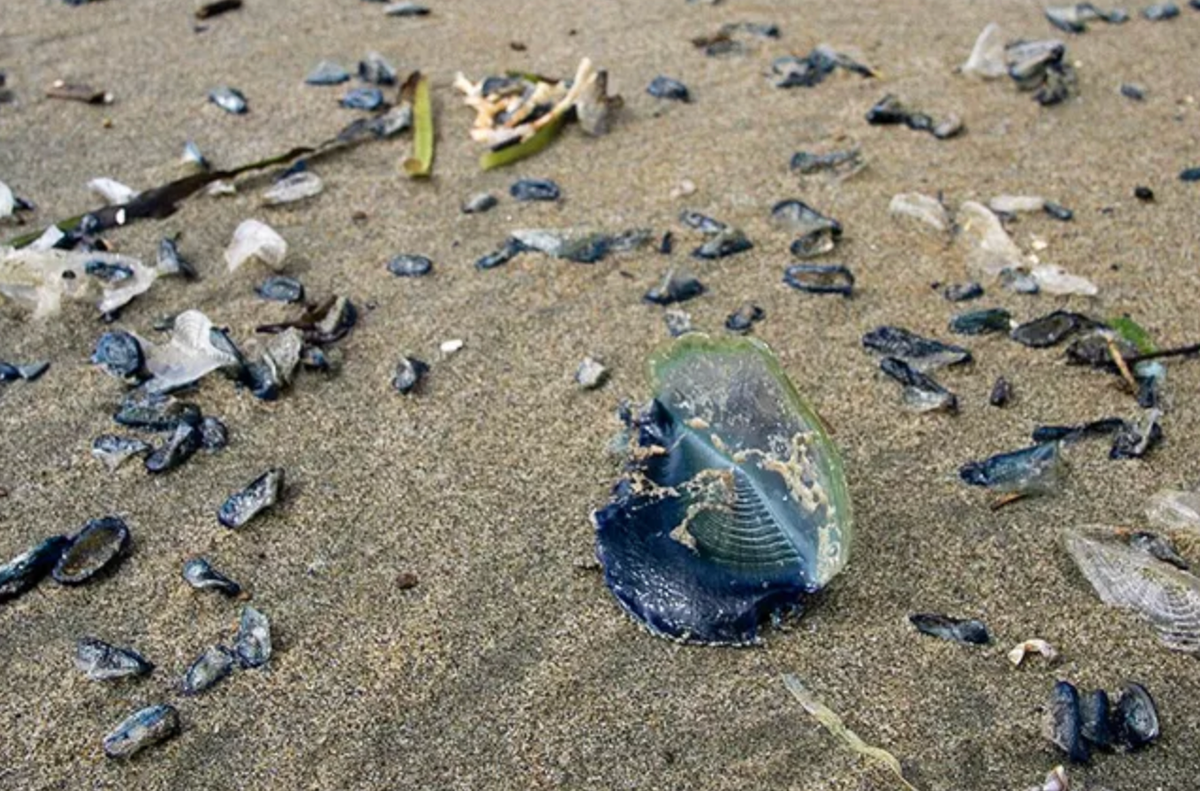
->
<box><xmin>3</xmin><ymin>1</ymin><xmax>1200</xmax><ymax>788</ymax></box>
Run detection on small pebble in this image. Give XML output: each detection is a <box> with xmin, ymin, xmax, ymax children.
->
<box><xmin>664</xmin><ymin>309</ymin><xmax>692</xmax><ymax>337</ymax></box>
<box><xmin>396</xmin><ymin>572</ymin><xmax>419</xmax><ymax>589</ymax></box>
<box><xmin>575</xmin><ymin>356</ymin><xmax>609</xmax><ymax>390</ymax></box>
<box><xmin>1134</xmin><ymin>185</ymin><xmax>1155</xmax><ymax>201</ymax></box>
<box><xmin>462</xmin><ymin>192</ymin><xmax>497</xmax><ymax>214</ymax></box>
<box><xmin>1043</xmin><ymin>201</ymin><xmax>1074</xmax><ymax>221</ymax></box>
<box><xmin>990</xmin><ymin>377</ymin><xmax>1012</xmax><ymax>407</ymax></box>
<box><xmin>1120</xmin><ymin>83</ymin><xmax>1146</xmax><ymax>101</ymax></box>
<box><xmin>382</xmin><ymin>1</ymin><xmax>430</xmax><ymax>15</ymax></box>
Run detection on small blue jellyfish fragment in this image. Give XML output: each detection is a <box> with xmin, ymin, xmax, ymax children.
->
<box><xmin>647</xmin><ymin>76</ymin><xmax>690</xmax><ymax>102</ymax></box>
<box><xmin>340</xmin><ymin>87</ymin><xmax>385</xmax><ymax>111</ymax></box>
<box><xmin>959</xmin><ymin>443</ymin><xmax>1064</xmax><ymax>495</ymax></box>
<box><xmin>592</xmin><ymin>335</ymin><xmax>853</xmax><ymax>645</ymax></box>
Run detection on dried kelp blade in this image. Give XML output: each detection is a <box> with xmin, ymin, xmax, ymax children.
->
<box><xmin>1064</xmin><ymin>527</ymin><xmax>1200</xmax><ymax>652</ymax></box>
<box><xmin>480</xmin><ymin>111</ymin><xmax>567</xmax><ymax>170</ymax></box>
<box><xmin>402</xmin><ymin>73</ymin><xmax>434</xmax><ymax>178</ymax></box>
<box><xmin>781</xmin><ymin>675</ymin><xmax>918</xmax><ymax>791</ymax></box>
<box><xmin>7</xmin><ymin>107</ymin><xmax>408</xmax><ymax>249</ymax></box>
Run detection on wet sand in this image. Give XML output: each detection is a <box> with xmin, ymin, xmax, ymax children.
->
<box><xmin>4</xmin><ymin>1</ymin><xmax>1200</xmax><ymax>788</ymax></box>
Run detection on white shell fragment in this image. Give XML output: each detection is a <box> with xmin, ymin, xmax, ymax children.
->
<box><xmin>1024</xmin><ymin>766</ymin><xmax>1070</xmax><ymax>791</ymax></box>
<box><xmin>988</xmin><ymin>195</ymin><xmax>1046</xmax><ymax>214</ymax></box>
<box><xmin>225</xmin><ymin>220</ymin><xmax>287</xmax><ymax>272</ymax></box>
<box><xmin>0</xmin><ymin>246</ymin><xmax>158</xmax><ymax>318</ymax></box>
<box><xmin>1147</xmin><ymin>488</ymin><xmax>1200</xmax><ymax>534</ymax></box>
<box><xmin>440</xmin><ymin>339</ymin><xmax>464</xmax><ymax>355</ymax></box>
<box><xmin>0</xmin><ymin>180</ymin><xmax>14</xmax><ymax>219</ymax></box>
<box><xmin>957</xmin><ymin>201</ymin><xmax>1025</xmax><ymax>279</ymax></box>
<box><xmin>962</xmin><ymin>23</ymin><xmax>1007</xmax><ymax>79</ymax></box>
<box><xmin>262</xmin><ymin>172</ymin><xmax>324</xmax><ymax>206</ymax></box>
<box><xmin>1030</xmin><ymin>265</ymin><xmax>1099</xmax><ymax>296</ymax></box>
<box><xmin>1008</xmin><ymin>638</ymin><xmax>1058</xmax><ymax>666</ymax></box>
<box><xmin>87</xmin><ymin>177</ymin><xmax>138</xmax><ymax>206</ymax></box>
<box><xmin>1064</xmin><ymin>527</ymin><xmax>1200</xmax><ymax>653</ymax></box>
<box><xmin>140</xmin><ymin>310</ymin><xmax>242</xmax><ymax>394</ymax></box>
<box><xmin>575</xmin><ymin>356</ymin><xmax>608</xmax><ymax>389</ymax></box>
<box><xmin>888</xmin><ymin>192</ymin><xmax>949</xmax><ymax>232</ymax></box>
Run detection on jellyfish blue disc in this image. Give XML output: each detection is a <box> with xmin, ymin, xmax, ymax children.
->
<box><xmin>592</xmin><ymin>334</ymin><xmax>853</xmax><ymax>645</ymax></box>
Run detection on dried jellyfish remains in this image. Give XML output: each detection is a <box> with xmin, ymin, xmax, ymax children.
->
<box><xmin>591</xmin><ymin>334</ymin><xmax>853</xmax><ymax>645</ymax></box>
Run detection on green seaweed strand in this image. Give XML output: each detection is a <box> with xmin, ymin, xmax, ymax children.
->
<box><xmin>403</xmin><ymin>73</ymin><xmax>434</xmax><ymax>178</ymax></box>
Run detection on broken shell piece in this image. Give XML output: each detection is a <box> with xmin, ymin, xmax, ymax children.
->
<box><xmin>1008</xmin><ymin>638</ymin><xmax>1058</xmax><ymax>666</ymax></box>
<box><xmin>988</xmin><ymin>195</ymin><xmax>1045</xmax><ymax>215</ymax></box>
<box><xmin>262</xmin><ymin>172</ymin><xmax>323</xmax><ymax>206</ymax></box>
<box><xmin>1030</xmin><ymin>265</ymin><xmax>1098</xmax><ymax>297</ymax></box>
<box><xmin>889</xmin><ymin>192</ymin><xmax>949</xmax><ymax>232</ymax></box>
<box><xmin>1024</xmin><ymin>765</ymin><xmax>1070</xmax><ymax>791</ymax></box>
<box><xmin>0</xmin><ymin>181</ymin><xmax>15</xmax><ymax>220</ymax></box>
<box><xmin>1145</xmin><ymin>488</ymin><xmax>1200</xmax><ymax>534</ymax></box>
<box><xmin>1064</xmin><ymin>526</ymin><xmax>1200</xmax><ymax>652</ymax></box>
<box><xmin>87</xmin><ymin>177</ymin><xmax>138</xmax><ymax>206</ymax></box>
<box><xmin>225</xmin><ymin>220</ymin><xmax>287</xmax><ymax>272</ymax></box>
<box><xmin>664</xmin><ymin>308</ymin><xmax>692</xmax><ymax>337</ymax></box>
<box><xmin>958</xmin><ymin>201</ymin><xmax>1025</xmax><ymax>279</ymax></box>
<box><xmin>102</xmin><ymin>704</ymin><xmax>180</xmax><ymax>759</ymax></box>
<box><xmin>219</xmin><ymin>468</ymin><xmax>284</xmax><ymax>529</ymax></box>
<box><xmin>440</xmin><ymin>339</ymin><xmax>464</xmax><ymax>355</ymax></box>
<box><xmin>962</xmin><ymin>22</ymin><xmax>1007</xmax><ymax>79</ymax></box>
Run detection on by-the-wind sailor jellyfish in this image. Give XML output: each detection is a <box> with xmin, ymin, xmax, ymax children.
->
<box><xmin>591</xmin><ymin>334</ymin><xmax>853</xmax><ymax>645</ymax></box>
